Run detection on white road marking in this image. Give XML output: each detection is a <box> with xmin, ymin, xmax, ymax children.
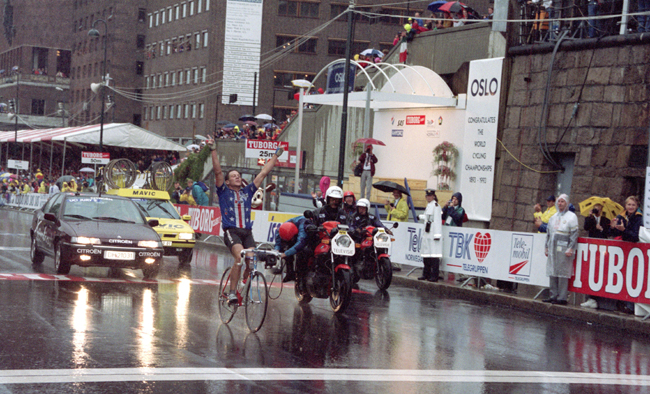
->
<box><xmin>0</xmin><ymin>368</ymin><xmax>648</xmax><ymax>385</ymax></box>
<box><xmin>0</xmin><ymin>247</ymin><xmax>30</xmax><ymax>251</ymax></box>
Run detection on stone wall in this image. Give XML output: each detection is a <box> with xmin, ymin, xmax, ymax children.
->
<box><xmin>493</xmin><ymin>40</ymin><xmax>650</xmax><ymax>233</ymax></box>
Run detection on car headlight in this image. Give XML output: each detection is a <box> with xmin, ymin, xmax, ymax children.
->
<box><xmin>138</xmin><ymin>240</ymin><xmax>161</xmax><ymax>248</ymax></box>
<box><xmin>72</xmin><ymin>236</ymin><xmax>101</xmax><ymax>245</ymax></box>
<box><xmin>178</xmin><ymin>232</ymin><xmax>194</xmax><ymax>240</ymax></box>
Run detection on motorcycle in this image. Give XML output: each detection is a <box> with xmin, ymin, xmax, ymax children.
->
<box><xmin>351</xmin><ymin>223</ymin><xmax>398</xmax><ymax>291</ymax></box>
<box><xmin>294</xmin><ymin>220</ymin><xmax>355</xmax><ymax>314</ymax></box>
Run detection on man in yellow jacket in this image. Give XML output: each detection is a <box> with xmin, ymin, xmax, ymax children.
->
<box><xmin>384</xmin><ymin>190</ymin><xmax>409</xmax><ymax>222</ymax></box>
<box><xmin>534</xmin><ymin>195</ymin><xmax>557</xmax><ymax>233</ymax></box>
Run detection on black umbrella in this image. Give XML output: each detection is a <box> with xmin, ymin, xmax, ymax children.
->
<box><xmin>239</xmin><ymin>114</ymin><xmax>256</xmax><ymax>122</ymax></box>
<box><xmin>55</xmin><ymin>175</ymin><xmax>76</xmax><ymax>190</ymax></box>
<box><xmin>372</xmin><ymin>181</ymin><xmax>410</xmax><ymax>196</ymax></box>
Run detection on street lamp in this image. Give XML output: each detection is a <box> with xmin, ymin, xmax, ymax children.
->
<box><xmin>88</xmin><ymin>19</ymin><xmax>108</xmax><ymax>154</ymax></box>
<box><xmin>291</xmin><ymin>79</ymin><xmax>312</xmax><ymax>194</ymax></box>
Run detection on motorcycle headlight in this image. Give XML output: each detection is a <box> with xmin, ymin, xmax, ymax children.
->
<box><xmin>178</xmin><ymin>232</ymin><xmax>195</xmax><ymax>240</ymax></box>
<box><xmin>138</xmin><ymin>240</ymin><xmax>161</xmax><ymax>248</ymax></box>
<box><xmin>377</xmin><ymin>233</ymin><xmax>390</xmax><ymax>243</ymax></box>
<box><xmin>72</xmin><ymin>236</ymin><xmax>101</xmax><ymax>245</ymax></box>
<box><xmin>335</xmin><ymin>236</ymin><xmax>352</xmax><ymax>248</ymax></box>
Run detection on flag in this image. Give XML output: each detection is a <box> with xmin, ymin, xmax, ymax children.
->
<box><xmin>399</xmin><ymin>41</ymin><xmax>408</xmax><ymax>63</ymax></box>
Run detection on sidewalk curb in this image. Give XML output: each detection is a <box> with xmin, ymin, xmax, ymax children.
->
<box><xmin>391</xmin><ymin>275</ymin><xmax>650</xmax><ymax>336</ymax></box>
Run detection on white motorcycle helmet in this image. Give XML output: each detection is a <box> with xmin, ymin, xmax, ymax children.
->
<box><xmin>325</xmin><ymin>186</ymin><xmax>344</xmax><ymax>204</ymax></box>
<box><xmin>356</xmin><ymin>198</ymin><xmax>370</xmax><ymax>211</ymax></box>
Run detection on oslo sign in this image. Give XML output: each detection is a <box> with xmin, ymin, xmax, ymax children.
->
<box><xmin>326</xmin><ymin>63</ymin><xmax>356</xmax><ymax>94</ymax></box>
<box><xmin>81</xmin><ymin>151</ymin><xmax>110</xmax><ymax>165</ymax></box>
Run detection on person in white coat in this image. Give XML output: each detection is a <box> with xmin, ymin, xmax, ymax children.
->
<box><xmin>543</xmin><ymin>193</ymin><xmax>579</xmax><ymax>305</ymax></box>
<box><xmin>418</xmin><ymin>189</ymin><xmax>443</xmax><ymax>282</ymax></box>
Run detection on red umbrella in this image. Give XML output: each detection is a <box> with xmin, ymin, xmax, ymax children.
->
<box><xmin>355</xmin><ymin>137</ymin><xmax>386</xmax><ymax>146</ymax></box>
<box><xmin>438</xmin><ymin>1</ymin><xmax>468</xmax><ymax>13</ymax></box>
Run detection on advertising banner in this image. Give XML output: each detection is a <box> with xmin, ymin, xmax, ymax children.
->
<box><xmin>7</xmin><ymin>160</ymin><xmax>29</xmax><ymax>170</ymax></box>
<box><xmin>326</xmin><ymin>62</ymin><xmax>356</xmax><ymax>94</ymax></box>
<box><xmin>458</xmin><ymin>57</ymin><xmax>504</xmax><ymax>221</ymax></box>
<box><xmin>245</xmin><ymin>139</ymin><xmax>289</xmax><ymax>160</ymax></box>
<box><xmin>174</xmin><ymin>205</ymin><xmax>222</xmax><ymax>236</ymax></box>
<box><xmin>571</xmin><ymin>237</ymin><xmax>650</xmax><ymax>304</ymax></box>
<box><xmin>81</xmin><ymin>151</ymin><xmax>110</xmax><ymax>165</ymax></box>
<box><xmin>222</xmin><ymin>0</ymin><xmax>263</xmax><ymax>106</ymax></box>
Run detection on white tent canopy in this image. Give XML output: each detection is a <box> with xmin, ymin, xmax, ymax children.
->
<box><xmin>0</xmin><ymin>123</ymin><xmax>186</xmax><ymax>151</ymax></box>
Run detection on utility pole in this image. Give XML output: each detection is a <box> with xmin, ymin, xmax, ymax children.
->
<box><xmin>337</xmin><ymin>0</ymin><xmax>355</xmax><ymax>186</ymax></box>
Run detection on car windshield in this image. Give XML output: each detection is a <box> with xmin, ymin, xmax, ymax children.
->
<box><xmin>62</xmin><ymin>197</ymin><xmax>145</xmax><ymax>224</ymax></box>
<box><xmin>132</xmin><ymin>199</ymin><xmax>181</xmax><ymax>219</ymax></box>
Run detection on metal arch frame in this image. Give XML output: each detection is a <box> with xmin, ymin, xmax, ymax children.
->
<box><xmin>307</xmin><ymin>59</ymin><xmax>439</xmax><ymax>97</ymax></box>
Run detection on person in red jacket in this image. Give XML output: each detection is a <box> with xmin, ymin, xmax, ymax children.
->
<box><xmin>358</xmin><ymin>145</ymin><xmax>378</xmax><ymax>200</ymax></box>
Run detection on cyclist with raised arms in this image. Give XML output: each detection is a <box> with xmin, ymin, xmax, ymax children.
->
<box><xmin>207</xmin><ymin>138</ymin><xmax>283</xmax><ymax>304</ymax></box>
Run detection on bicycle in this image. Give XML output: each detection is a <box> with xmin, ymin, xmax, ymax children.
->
<box><xmin>217</xmin><ymin>246</ymin><xmax>282</xmax><ymax>332</ymax></box>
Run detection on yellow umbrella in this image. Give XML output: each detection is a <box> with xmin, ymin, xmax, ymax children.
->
<box><xmin>579</xmin><ymin>196</ymin><xmax>624</xmax><ymax>221</ymax></box>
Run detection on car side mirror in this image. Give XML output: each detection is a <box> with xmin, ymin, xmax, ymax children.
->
<box><xmin>182</xmin><ymin>214</ymin><xmax>191</xmax><ymax>221</ymax></box>
<box><xmin>44</xmin><ymin>213</ymin><xmax>57</xmax><ymax>223</ymax></box>
<box><xmin>147</xmin><ymin>219</ymin><xmax>160</xmax><ymax>227</ymax></box>
<box><xmin>392</xmin><ymin>222</ymin><xmax>399</xmax><ymax>229</ymax></box>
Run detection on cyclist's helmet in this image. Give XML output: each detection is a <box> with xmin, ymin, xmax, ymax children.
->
<box><xmin>278</xmin><ymin>222</ymin><xmax>299</xmax><ymax>241</ymax></box>
<box><xmin>325</xmin><ymin>186</ymin><xmax>344</xmax><ymax>203</ymax></box>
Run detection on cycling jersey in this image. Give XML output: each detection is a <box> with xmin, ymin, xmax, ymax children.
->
<box><xmin>216</xmin><ymin>182</ymin><xmax>258</xmax><ymax>230</ymax></box>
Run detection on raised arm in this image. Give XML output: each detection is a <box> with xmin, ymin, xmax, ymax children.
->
<box><xmin>253</xmin><ymin>146</ymin><xmax>284</xmax><ymax>188</ymax></box>
<box><xmin>207</xmin><ymin>138</ymin><xmax>224</xmax><ymax>188</ymax></box>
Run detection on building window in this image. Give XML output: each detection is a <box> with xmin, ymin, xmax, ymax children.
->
<box><xmin>199</xmin><ymin>103</ymin><xmax>204</xmax><ymax>119</ymax></box>
<box><xmin>157</xmin><ymin>106</ymin><xmax>161</xmax><ymax>120</ymax></box>
<box><xmin>193</xmin><ymin>68</ymin><xmax>198</xmax><ymax>84</ymax></box>
<box><xmin>143</xmin><ymin>107</ymin><xmax>148</xmax><ymax>120</ymax></box>
<box><xmin>148</xmin><ymin>13</ymin><xmax>153</xmax><ymax>27</ymax></box>
<box><xmin>178</xmin><ymin>70</ymin><xmax>184</xmax><ymax>85</ymax></box>
<box><xmin>177</xmin><ymin>104</ymin><xmax>182</xmax><ymax>118</ymax></box>
<box><xmin>166</xmin><ymin>40</ymin><xmax>172</xmax><ymax>55</ymax></box>
<box><xmin>31</xmin><ymin>99</ymin><xmax>45</xmax><ymax>116</ymax></box>
<box><xmin>175</xmin><ymin>5</ymin><xmax>180</xmax><ymax>19</ymax></box>
<box><xmin>159</xmin><ymin>41</ymin><xmax>164</xmax><ymax>57</ymax></box>
<box><xmin>203</xmin><ymin>31</ymin><xmax>208</xmax><ymax>47</ymax></box>
<box><xmin>327</xmin><ymin>39</ymin><xmax>346</xmax><ymax>56</ymax></box>
<box><xmin>191</xmin><ymin>103</ymin><xmax>196</xmax><ymax>118</ymax></box>
<box><xmin>150</xmin><ymin>107</ymin><xmax>155</xmax><ymax>120</ymax></box>
<box><xmin>152</xmin><ymin>74</ymin><xmax>156</xmax><ymax>88</ymax></box>
<box><xmin>195</xmin><ymin>32</ymin><xmax>201</xmax><ymax>49</ymax></box>
<box><xmin>201</xmin><ymin>67</ymin><xmax>206</xmax><ymax>83</ymax></box>
<box><xmin>186</xmin><ymin>69</ymin><xmax>191</xmax><ymax>84</ymax></box>
<box><xmin>136</xmin><ymin>35</ymin><xmax>145</xmax><ymax>49</ymax></box>
<box><xmin>184</xmin><ymin>104</ymin><xmax>189</xmax><ymax>119</ymax></box>
<box><xmin>206</xmin><ymin>0</ymin><xmax>210</xmax><ymax>10</ymax></box>
<box><xmin>159</xmin><ymin>74</ymin><xmax>164</xmax><ymax>87</ymax></box>
<box><xmin>145</xmin><ymin>75</ymin><xmax>149</xmax><ymax>89</ymax></box>
<box><xmin>198</xmin><ymin>0</ymin><xmax>202</xmax><ymax>13</ymax></box>
<box><xmin>165</xmin><ymin>72</ymin><xmax>169</xmax><ymax>86</ymax></box>
<box><xmin>273</xmin><ymin>71</ymin><xmax>315</xmax><ymax>87</ymax></box>
<box><xmin>138</xmin><ymin>8</ymin><xmax>146</xmax><ymax>22</ymax></box>
<box><xmin>155</xmin><ymin>12</ymin><xmax>159</xmax><ymax>26</ymax></box>
<box><xmin>136</xmin><ymin>61</ymin><xmax>144</xmax><ymax>75</ymax></box>
<box><xmin>182</xmin><ymin>2</ymin><xmax>187</xmax><ymax>17</ymax></box>
<box><xmin>278</xmin><ymin>1</ymin><xmax>319</xmax><ymax>18</ymax></box>
<box><xmin>171</xmin><ymin>72</ymin><xmax>176</xmax><ymax>86</ymax></box>
<box><xmin>168</xmin><ymin>7</ymin><xmax>173</xmax><ymax>21</ymax></box>
<box><xmin>163</xmin><ymin>105</ymin><xmax>167</xmax><ymax>119</ymax></box>
<box><xmin>169</xmin><ymin>105</ymin><xmax>174</xmax><ymax>119</ymax></box>
<box><xmin>161</xmin><ymin>8</ymin><xmax>166</xmax><ymax>24</ymax></box>
<box><xmin>190</xmin><ymin>1</ymin><xmax>195</xmax><ymax>15</ymax></box>
<box><xmin>276</xmin><ymin>35</ymin><xmax>317</xmax><ymax>54</ymax></box>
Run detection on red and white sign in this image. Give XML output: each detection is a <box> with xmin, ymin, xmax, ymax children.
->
<box><xmin>405</xmin><ymin>115</ymin><xmax>426</xmax><ymax>125</ymax></box>
<box><xmin>257</xmin><ymin>150</ymin><xmax>304</xmax><ymax>169</ymax></box>
<box><xmin>174</xmin><ymin>204</ymin><xmax>222</xmax><ymax>236</ymax></box>
<box><xmin>245</xmin><ymin>140</ymin><xmax>289</xmax><ymax>160</ymax></box>
<box><xmin>571</xmin><ymin>237</ymin><xmax>650</xmax><ymax>304</ymax></box>
<box><xmin>82</xmin><ymin>151</ymin><xmax>110</xmax><ymax>165</ymax></box>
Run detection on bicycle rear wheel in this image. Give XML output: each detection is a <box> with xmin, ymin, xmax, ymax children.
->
<box><xmin>218</xmin><ymin>267</ymin><xmax>237</xmax><ymax>324</ymax></box>
<box><xmin>266</xmin><ymin>259</ymin><xmax>285</xmax><ymax>300</ymax></box>
<box><xmin>245</xmin><ymin>271</ymin><xmax>268</xmax><ymax>333</ymax></box>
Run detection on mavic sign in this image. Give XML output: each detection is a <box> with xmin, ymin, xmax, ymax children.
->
<box><xmin>82</xmin><ymin>151</ymin><xmax>110</xmax><ymax>165</ymax></box>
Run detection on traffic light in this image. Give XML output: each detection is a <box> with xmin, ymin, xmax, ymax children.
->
<box><xmin>8</xmin><ymin>99</ymin><xmax>15</xmax><ymax>112</ymax></box>
<box><xmin>229</xmin><ymin>94</ymin><xmax>237</xmax><ymax>104</ymax></box>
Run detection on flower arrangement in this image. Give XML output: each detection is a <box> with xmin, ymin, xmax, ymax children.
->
<box><xmin>432</xmin><ymin>141</ymin><xmax>458</xmax><ymax>191</ymax></box>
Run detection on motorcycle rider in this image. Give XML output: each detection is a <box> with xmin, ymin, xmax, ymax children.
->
<box><xmin>311</xmin><ymin>186</ymin><xmax>348</xmax><ymax>225</ymax></box>
<box><xmin>340</xmin><ymin>191</ymin><xmax>356</xmax><ymax>222</ymax></box>
<box><xmin>349</xmin><ymin>198</ymin><xmax>392</xmax><ymax>238</ymax></box>
<box><xmin>273</xmin><ymin>216</ymin><xmax>310</xmax><ymax>282</ymax></box>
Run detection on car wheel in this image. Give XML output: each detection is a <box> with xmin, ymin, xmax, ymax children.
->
<box><xmin>54</xmin><ymin>242</ymin><xmax>71</xmax><ymax>275</ymax></box>
<box><xmin>30</xmin><ymin>235</ymin><xmax>45</xmax><ymax>264</ymax></box>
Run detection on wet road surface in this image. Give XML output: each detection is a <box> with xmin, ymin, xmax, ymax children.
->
<box><xmin>1</xmin><ymin>208</ymin><xmax>650</xmax><ymax>393</ymax></box>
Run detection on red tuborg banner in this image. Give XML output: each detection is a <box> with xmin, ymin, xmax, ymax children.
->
<box><xmin>174</xmin><ymin>204</ymin><xmax>222</xmax><ymax>236</ymax></box>
<box><xmin>571</xmin><ymin>238</ymin><xmax>650</xmax><ymax>304</ymax></box>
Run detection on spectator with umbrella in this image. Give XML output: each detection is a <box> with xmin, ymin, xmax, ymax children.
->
<box><xmin>356</xmin><ymin>138</ymin><xmax>384</xmax><ymax>200</ymax></box>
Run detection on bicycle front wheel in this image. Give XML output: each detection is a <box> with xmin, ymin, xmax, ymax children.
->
<box><xmin>218</xmin><ymin>267</ymin><xmax>237</xmax><ymax>324</ymax></box>
<box><xmin>266</xmin><ymin>259</ymin><xmax>285</xmax><ymax>300</ymax></box>
<box><xmin>245</xmin><ymin>271</ymin><xmax>268</xmax><ymax>333</ymax></box>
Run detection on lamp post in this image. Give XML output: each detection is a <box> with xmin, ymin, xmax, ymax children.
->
<box><xmin>88</xmin><ymin>19</ymin><xmax>108</xmax><ymax>154</ymax></box>
<box><xmin>291</xmin><ymin>79</ymin><xmax>312</xmax><ymax>194</ymax></box>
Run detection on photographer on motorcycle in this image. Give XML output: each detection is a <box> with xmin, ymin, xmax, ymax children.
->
<box><xmin>273</xmin><ymin>216</ymin><xmax>311</xmax><ymax>283</ymax></box>
<box><xmin>311</xmin><ymin>186</ymin><xmax>348</xmax><ymax>225</ymax></box>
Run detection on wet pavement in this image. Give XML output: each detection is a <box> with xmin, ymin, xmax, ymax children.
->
<box><xmin>2</xmin><ymin>207</ymin><xmax>650</xmax><ymax>393</ymax></box>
